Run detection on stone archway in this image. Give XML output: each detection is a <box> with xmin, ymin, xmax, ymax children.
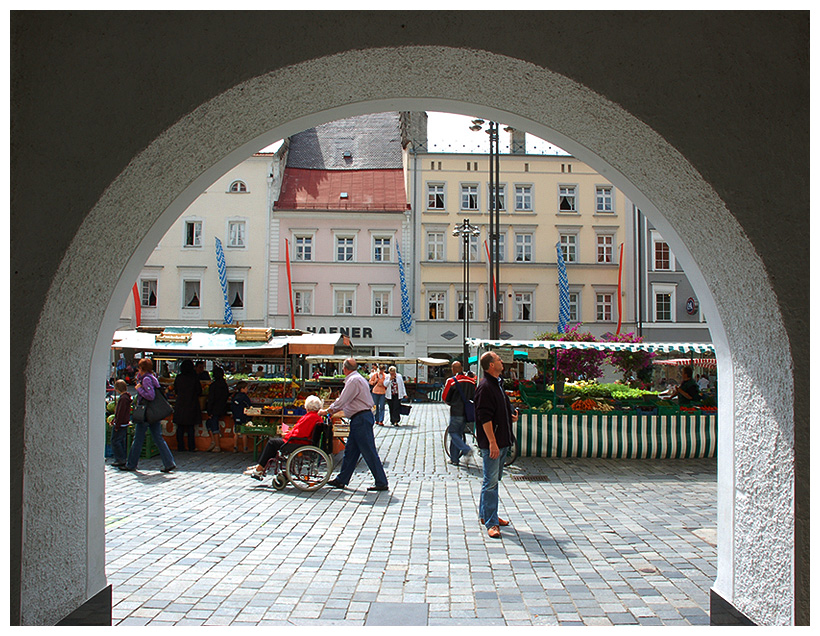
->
<box><xmin>20</xmin><ymin>45</ymin><xmax>795</xmax><ymax>625</ymax></box>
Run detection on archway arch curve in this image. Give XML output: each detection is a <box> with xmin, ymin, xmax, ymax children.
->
<box><xmin>26</xmin><ymin>45</ymin><xmax>793</xmax><ymax>625</ymax></box>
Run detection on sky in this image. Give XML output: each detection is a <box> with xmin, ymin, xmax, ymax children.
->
<box><xmin>258</xmin><ymin>111</ymin><xmax>569</xmax><ymax>155</ymax></box>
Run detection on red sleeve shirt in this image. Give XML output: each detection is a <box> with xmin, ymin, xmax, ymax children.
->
<box><xmin>283</xmin><ymin>411</ymin><xmax>323</xmax><ymax>442</ymax></box>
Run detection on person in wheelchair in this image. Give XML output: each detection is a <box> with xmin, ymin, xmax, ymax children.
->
<box><xmin>243</xmin><ymin>394</ymin><xmax>323</xmax><ymax>479</ymax></box>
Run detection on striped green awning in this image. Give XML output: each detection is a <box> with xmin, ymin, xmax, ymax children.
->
<box><xmin>466</xmin><ymin>338</ymin><xmax>715</xmax><ymax>355</ymax></box>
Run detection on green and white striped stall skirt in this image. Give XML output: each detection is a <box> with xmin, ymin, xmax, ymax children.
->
<box><xmin>516</xmin><ymin>410</ymin><xmax>717</xmax><ymax>458</ymax></box>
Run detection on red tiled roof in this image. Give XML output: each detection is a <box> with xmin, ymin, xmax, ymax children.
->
<box><xmin>274</xmin><ymin>168</ymin><xmax>407</xmax><ymax>211</ymax></box>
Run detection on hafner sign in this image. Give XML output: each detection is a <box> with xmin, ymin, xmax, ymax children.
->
<box><xmin>305</xmin><ymin>325</ymin><xmax>374</xmax><ymax>338</ymax></box>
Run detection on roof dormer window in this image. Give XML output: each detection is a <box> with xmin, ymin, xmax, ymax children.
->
<box><xmin>229</xmin><ymin>180</ymin><xmax>248</xmax><ymax>193</ymax></box>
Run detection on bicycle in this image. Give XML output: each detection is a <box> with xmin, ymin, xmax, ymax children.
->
<box><xmin>442</xmin><ymin>420</ymin><xmax>517</xmax><ymax>466</ymax></box>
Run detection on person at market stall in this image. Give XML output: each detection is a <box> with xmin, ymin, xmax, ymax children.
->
<box><xmin>369</xmin><ymin>363</ymin><xmax>387</xmax><ymax>427</ymax></box>
<box><xmin>173</xmin><ymin>359</ymin><xmax>202</xmax><ymax>452</ymax></box>
<box><xmin>242</xmin><ymin>395</ymin><xmax>324</xmax><ymax>479</ymax></box>
<box><xmin>229</xmin><ymin>381</ymin><xmax>252</xmax><ymax>453</ymax></box>
<box><xmin>109</xmin><ymin>379</ymin><xmax>131</xmax><ymax>467</ymax></box>
<box><xmin>195</xmin><ymin>360</ymin><xmax>211</xmax><ymax>381</ymax></box>
<box><xmin>697</xmin><ymin>374</ymin><xmax>710</xmax><ymax>392</ymax></box>
<box><xmin>120</xmin><ymin>358</ymin><xmax>176</xmax><ymax>473</ymax></box>
<box><xmin>442</xmin><ymin>360</ymin><xmax>476</xmax><ymax>466</ymax></box>
<box><xmin>205</xmin><ymin>366</ymin><xmax>229</xmax><ymax>452</ymax></box>
<box><xmin>671</xmin><ymin>366</ymin><xmax>700</xmax><ymax>405</ymax></box>
<box><xmin>320</xmin><ymin>357</ymin><xmax>389</xmax><ymax>492</ymax></box>
<box><xmin>474</xmin><ymin>350</ymin><xmax>518</xmax><ymax>539</ymax></box>
<box><xmin>383</xmin><ymin>365</ymin><xmax>407</xmax><ymax>427</ymax></box>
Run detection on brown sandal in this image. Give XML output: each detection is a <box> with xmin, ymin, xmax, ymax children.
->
<box><xmin>488</xmin><ymin>526</ymin><xmax>501</xmax><ymax>538</ymax></box>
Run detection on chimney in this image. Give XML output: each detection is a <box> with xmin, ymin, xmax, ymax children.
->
<box><xmin>510</xmin><ymin>128</ymin><xmax>526</xmax><ymax>154</ymax></box>
<box><xmin>400</xmin><ymin>111</ymin><xmax>428</xmax><ymax>151</ymax></box>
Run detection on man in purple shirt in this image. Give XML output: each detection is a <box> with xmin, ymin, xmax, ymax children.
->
<box><xmin>320</xmin><ymin>357</ymin><xmax>388</xmax><ymax>492</ymax></box>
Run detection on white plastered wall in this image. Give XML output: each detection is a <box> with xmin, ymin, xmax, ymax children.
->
<box><xmin>23</xmin><ymin>46</ymin><xmax>793</xmax><ymax>625</ymax></box>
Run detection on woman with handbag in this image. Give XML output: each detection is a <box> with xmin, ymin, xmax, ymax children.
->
<box><xmin>120</xmin><ymin>358</ymin><xmax>176</xmax><ymax>473</ymax></box>
<box><xmin>383</xmin><ymin>365</ymin><xmax>407</xmax><ymax>427</ymax></box>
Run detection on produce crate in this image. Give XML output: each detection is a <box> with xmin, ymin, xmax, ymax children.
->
<box><xmin>238</xmin><ymin>423</ymin><xmax>280</xmax><ymax>436</ymax></box>
<box><xmin>519</xmin><ymin>385</ymin><xmax>556</xmax><ymax>408</ymax></box>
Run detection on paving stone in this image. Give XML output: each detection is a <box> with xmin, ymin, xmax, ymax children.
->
<box><xmin>106</xmin><ymin>403</ymin><xmax>716</xmax><ymax>626</ymax></box>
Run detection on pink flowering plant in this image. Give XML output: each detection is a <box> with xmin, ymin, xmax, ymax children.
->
<box><xmin>603</xmin><ymin>332</ymin><xmax>656</xmax><ymax>384</ymax></box>
<box><xmin>535</xmin><ymin>324</ymin><xmax>606</xmax><ymax>382</ymax></box>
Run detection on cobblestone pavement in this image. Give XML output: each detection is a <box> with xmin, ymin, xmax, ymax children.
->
<box><xmin>105</xmin><ymin>402</ymin><xmax>716</xmax><ymax>626</ymax></box>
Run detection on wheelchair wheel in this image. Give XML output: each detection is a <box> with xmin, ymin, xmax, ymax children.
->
<box><xmin>285</xmin><ymin>446</ymin><xmax>332</xmax><ymax>491</ymax></box>
<box><xmin>271</xmin><ymin>473</ymin><xmax>287</xmax><ymax>490</ymax></box>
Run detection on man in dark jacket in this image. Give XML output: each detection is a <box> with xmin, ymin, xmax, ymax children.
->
<box><xmin>442</xmin><ymin>361</ymin><xmax>476</xmax><ymax>466</ymax></box>
<box><xmin>474</xmin><ymin>351</ymin><xmax>518</xmax><ymax>538</ymax></box>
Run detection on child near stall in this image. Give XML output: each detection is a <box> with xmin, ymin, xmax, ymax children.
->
<box><xmin>229</xmin><ymin>381</ymin><xmax>252</xmax><ymax>453</ymax></box>
<box><xmin>110</xmin><ymin>379</ymin><xmax>131</xmax><ymax>467</ymax></box>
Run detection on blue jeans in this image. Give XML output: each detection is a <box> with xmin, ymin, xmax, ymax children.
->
<box><xmin>372</xmin><ymin>393</ymin><xmax>386</xmax><ymax>423</ymax></box>
<box><xmin>335</xmin><ymin>409</ymin><xmax>388</xmax><ymax>487</ymax></box>
<box><xmin>126</xmin><ymin>419</ymin><xmax>176</xmax><ymax>470</ymax></box>
<box><xmin>479</xmin><ymin>446</ymin><xmax>509</xmax><ymax>528</ymax></box>
<box><xmin>110</xmin><ymin>426</ymin><xmax>128</xmax><ymax>463</ymax></box>
<box><xmin>448</xmin><ymin>415</ymin><xmax>472</xmax><ymax>461</ymax></box>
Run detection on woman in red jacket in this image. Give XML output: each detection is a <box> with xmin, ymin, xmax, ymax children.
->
<box><xmin>243</xmin><ymin>395</ymin><xmax>324</xmax><ymax>478</ymax></box>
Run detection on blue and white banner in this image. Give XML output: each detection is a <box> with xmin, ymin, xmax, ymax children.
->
<box><xmin>556</xmin><ymin>241</ymin><xmax>570</xmax><ymax>333</ymax></box>
<box><xmin>215</xmin><ymin>237</ymin><xmax>234</xmax><ymax>324</ymax></box>
<box><xmin>397</xmin><ymin>246</ymin><xmax>412</xmax><ymax>334</ymax></box>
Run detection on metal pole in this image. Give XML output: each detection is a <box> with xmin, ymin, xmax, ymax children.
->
<box><xmin>493</xmin><ymin>122</ymin><xmax>500</xmax><ymax>339</ymax></box>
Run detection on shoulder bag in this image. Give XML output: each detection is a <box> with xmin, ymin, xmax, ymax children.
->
<box><xmin>453</xmin><ymin>378</ymin><xmax>476</xmax><ymax>422</ymax></box>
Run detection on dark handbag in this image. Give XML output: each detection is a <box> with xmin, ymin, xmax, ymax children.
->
<box><xmin>145</xmin><ymin>387</ymin><xmax>174</xmax><ymax>422</ymax></box>
<box><xmin>131</xmin><ymin>402</ymin><xmax>146</xmax><ymax>424</ymax></box>
<box><xmin>398</xmin><ymin>402</ymin><xmax>412</xmax><ymax>415</ymax></box>
<box><xmin>453</xmin><ymin>379</ymin><xmax>476</xmax><ymax>422</ymax></box>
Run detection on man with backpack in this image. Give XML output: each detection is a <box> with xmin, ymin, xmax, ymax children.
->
<box><xmin>442</xmin><ymin>360</ymin><xmax>476</xmax><ymax>466</ymax></box>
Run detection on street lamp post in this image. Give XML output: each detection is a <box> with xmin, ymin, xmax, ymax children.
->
<box><xmin>470</xmin><ymin>119</ymin><xmax>502</xmax><ymax>339</ymax></box>
<box><xmin>453</xmin><ymin>218</ymin><xmax>481</xmax><ymax>368</ymax></box>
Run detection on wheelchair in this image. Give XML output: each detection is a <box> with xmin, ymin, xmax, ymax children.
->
<box><xmin>252</xmin><ymin>416</ymin><xmax>338</xmax><ymax>492</ymax></box>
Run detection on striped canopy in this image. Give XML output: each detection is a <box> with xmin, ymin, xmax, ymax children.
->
<box><xmin>655</xmin><ymin>357</ymin><xmax>718</xmax><ymax>369</ymax></box>
<box><xmin>466</xmin><ymin>338</ymin><xmax>715</xmax><ymax>355</ymax></box>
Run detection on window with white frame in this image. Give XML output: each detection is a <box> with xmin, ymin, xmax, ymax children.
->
<box><xmin>655</xmin><ymin>292</ymin><xmax>672</xmax><ymax>321</ymax></box>
<box><xmin>652</xmin><ymin>284</ymin><xmax>677</xmax><ymax>322</ymax></box>
<box><xmin>568</xmin><ymin>291</ymin><xmax>579</xmax><ymax>323</ymax></box>
<box><xmin>457</xmin><ymin>291</ymin><xmax>475</xmax><ymax>320</ymax></box>
<box><xmin>514</xmin><ymin>232</ymin><xmax>533</xmax><ymax>262</ymax></box>
<box><xmin>427</xmin><ymin>291</ymin><xmax>446</xmax><ymax>321</ymax></box>
<box><xmin>228</xmin><ymin>281</ymin><xmax>244</xmax><ymax>308</ymax></box>
<box><xmin>461</xmin><ymin>184</ymin><xmax>479</xmax><ymax>210</ymax></box>
<box><xmin>596</xmin><ymin>186</ymin><xmax>614</xmax><ymax>213</ymax></box>
<box><xmin>515</xmin><ymin>185</ymin><xmax>533</xmax><ymax>211</ymax></box>
<box><xmin>427</xmin><ymin>183</ymin><xmax>445</xmax><ymax>209</ymax></box>
<box><xmin>335</xmin><ymin>236</ymin><xmax>355</xmax><ymax>262</ymax></box>
<box><xmin>294</xmin><ymin>235</ymin><xmax>313</xmax><ymax>261</ymax></box>
<box><xmin>459</xmin><ymin>234</ymin><xmax>480</xmax><ymax>262</ymax></box>
<box><xmin>140</xmin><ymin>279</ymin><xmax>158</xmax><ymax>307</ymax></box>
<box><xmin>654</xmin><ymin>239</ymin><xmax>672</xmax><ymax>270</ymax></box>
<box><xmin>426</xmin><ymin>231</ymin><xmax>445</xmax><ymax>261</ymax></box>
<box><xmin>596</xmin><ymin>234</ymin><xmax>614</xmax><ymax>263</ymax></box>
<box><xmin>184</xmin><ymin>220</ymin><xmax>202</xmax><ymax>247</ymax></box>
<box><xmin>559</xmin><ymin>233</ymin><xmax>578</xmax><ymax>263</ymax></box>
<box><xmin>495</xmin><ymin>232</ymin><xmax>506</xmax><ymax>262</ymax></box>
<box><xmin>372</xmin><ymin>289</ymin><xmax>391</xmax><ymax>316</ymax></box>
<box><xmin>514</xmin><ymin>292</ymin><xmax>533</xmax><ymax>321</ymax></box>
<box><xmin>334</xmin><ymin>289</ymin><xmax>354</xmax><ymax>315</ymax></box>
<box><xmin>229</xmin><ymin>180</ymin><xmax>247</xmax><ymax>193</ymax></box>
<box><xmin>488</xmin><ymin>184</ymin><xmax>506</xmax><ymax>211</ymax></box>
<box><xmin>228</xmin><ymin>220</ymin><xmax>246</xmax><ymax>248</ymax></box>
<box><xmin>183</xmin><ymin>280</ymin><xmax>201</xmax><ymax>308</ymax></box>
<box><xmin>293</xmin><ymin>289</ymin><xmax>312</xmax><ymax>315</ymax></box>
<box><xmin>373</xmin><ymin>236</ymin><xmax>392</xmax><ymax>262</ymax></box>
<box><xmin>558</xmin><ymin>185</ymin><xmax>577</xmax><ymax>212</ymax></box>
<box><xmin>596</xmin><ymin>293</ymin><xmax>613</xmax><ymax>322</ymax></box>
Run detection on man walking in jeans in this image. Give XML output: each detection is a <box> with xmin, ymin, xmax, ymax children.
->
<box><xmin>474</xmin><ymin>350</ymin><xmax>518</xmax><ymax>538</ymax></box>
<box><xmin>442</xmin><ymin>360</ymin><xmax>476</xmax><ymax>466</ymax></box>
<box><xmin>320</xmin><ymin>357</ymin><xmax>389</xmax><ymax>492</ymax></box>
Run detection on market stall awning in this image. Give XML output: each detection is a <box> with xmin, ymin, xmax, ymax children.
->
<box><xmin>655</xmin><ymin>357</ymin><xmax>717</xmax><ymax>369</ymax></box>
<box><xmin>304</xmin><ymin>355</ymin><xmax>450</xmax><ymax>366</ymax></box>
<box><xmin>466</xmin><ymin>338</ymin><xmax>715</xmax><ymax>355</ymax></box>
<box><xmin>112</xmin><ymin>327</ymin><xmax>349</xmax><ymax>358</ymax></box>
